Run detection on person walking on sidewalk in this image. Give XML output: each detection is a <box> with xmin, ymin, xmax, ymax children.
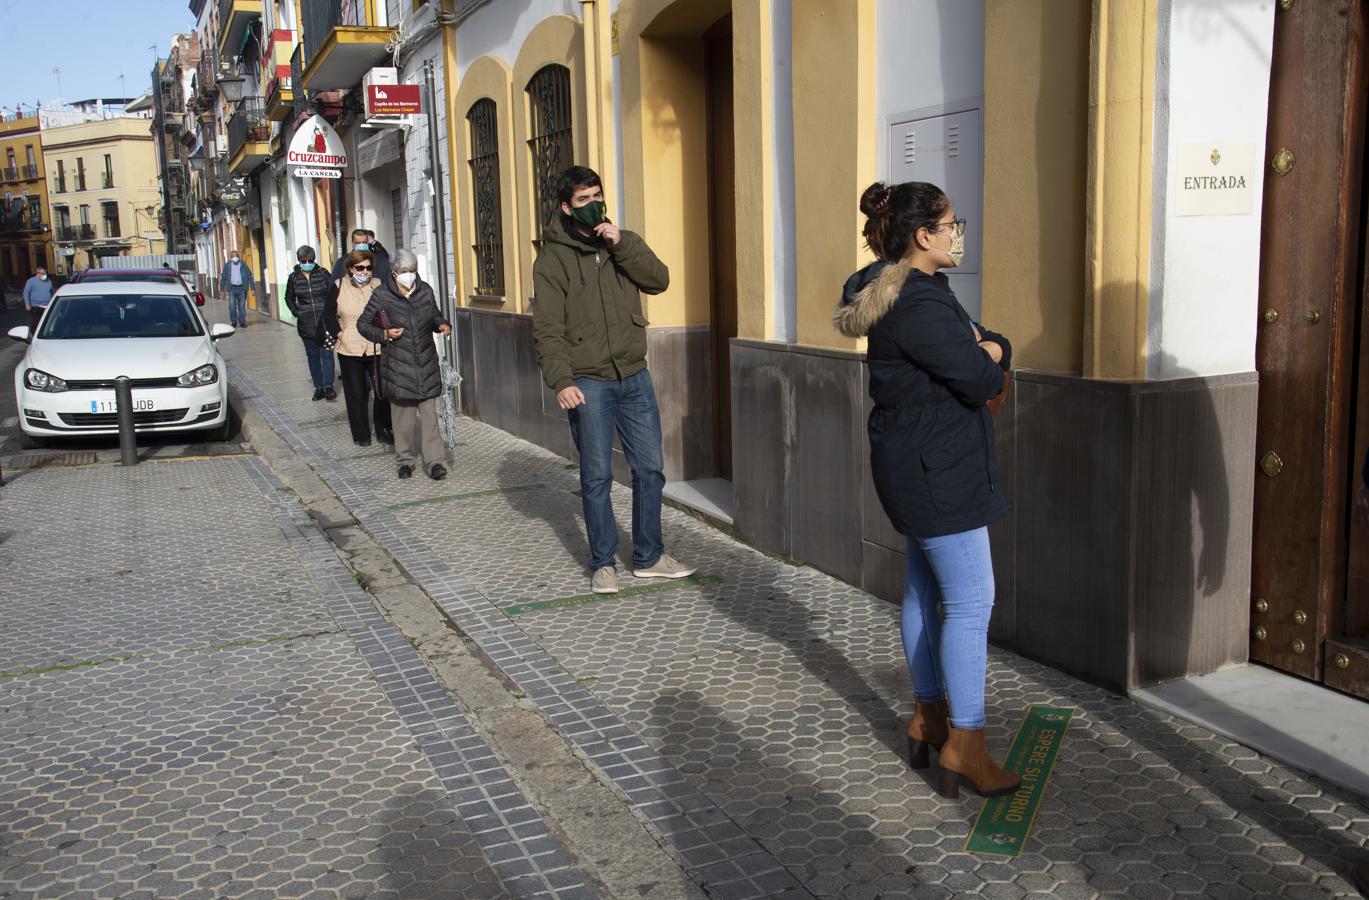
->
<box><xmin>322</xmin><ymin>249</ymin><xmax>393</xmax><ymax>448</ymax></box>
<box><xmin>332</xmin><ymin>228</ymin><xmax>390</xmax><ymax>284</ymax></box>
<box><xmin>219</xmin><ymin>251</ymin><xmax>254</xmax><ymax>328</ymax></box>
<box><xmin>283</xmin><ymin>245</ymin><xmax>337</xmax><ymax>402</ymax></box>
<box><xmin>835</xmin><ymin>181</ymin><xmax>1018</xmax><ymax>800</ymax></box>
<box><xmin>22</xmin><ymin>265</ymin><xmax>53</xmax><ymax>332</ymax></box>
<box><xmin>356</xmin><ymin>249</ymin><xmax>450</xmax><ymax>481</ymax></box>
<box><xmin>532</xmin><ymin>165</ymin><xmax>696</xmax><ymax>596</ymax></box>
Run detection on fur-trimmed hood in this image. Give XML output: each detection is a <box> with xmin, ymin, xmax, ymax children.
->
<box><xmin>833</xmin><ymin>260</ymin><xmax>911</xmax><ymax>338</ymax></box>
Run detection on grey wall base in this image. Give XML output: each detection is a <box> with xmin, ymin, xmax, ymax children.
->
<box><xmin>453</xmin><ymin>308</ymin><xmax>717</xmax><ymax>484</ymax></box>
<box><xmin>731</xmin><ymin>337</ymin><xmax>1258</xmax><ymax>694</ymax></box>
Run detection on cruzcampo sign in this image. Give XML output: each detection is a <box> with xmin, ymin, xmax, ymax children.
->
<box><xmin>288</xmin><ymin>114</ymin><xmax>348</xmax><ymax>178</ymax></box>
<box><xmin>964</xmin><ymin>705</ymin><xmax>1074</xmax><ymax>857</ymax></box>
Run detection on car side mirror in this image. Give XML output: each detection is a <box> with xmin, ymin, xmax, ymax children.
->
<box><xmin>7</xmin><ymin>325</ymin><xmax>31</xmax><ymax>343</ymax></box>
<box><xmin>210</xmin><ymin>323</ymin><xmax>235</xmax><ymax>340</ymax></box>
<box><xmin>195</xmin><ymin>292</ymin><xmax>206</xmax><ymax>307</ymax></box>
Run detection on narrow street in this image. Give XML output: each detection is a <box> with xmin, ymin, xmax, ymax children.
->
<box><xmin>0</xmin><ymin>301</ymin><xmax>1364</xmax><ymax>898</ymax></box>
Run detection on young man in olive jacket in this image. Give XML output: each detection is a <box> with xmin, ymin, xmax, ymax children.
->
<box><xmin>533</xmin><ymin>166</ymin><xmax>696</xmax><ymax>595</ymax></box>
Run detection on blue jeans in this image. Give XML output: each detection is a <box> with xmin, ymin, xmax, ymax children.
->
<box><xmin>567</xmin><ymin>369</ymin><xmax>665</xmax><ymax>572</ymax></box>
<box><xmin>227</xmin><ymin>288</ymin><xmax>248</xmax><ymax>325</ymax></box>
<box><xmin>900</xmin><ymin>527</ymin><xmax>995</xmax><ymax>729</ymax></box>
<box><xmin>300</xmin><ymin>337</ymin><xmax>335</xmax><ymax>389</ymax></box>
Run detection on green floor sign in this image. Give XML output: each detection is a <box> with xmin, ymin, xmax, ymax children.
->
<box><xmin>965</xmin><ymin>705</ymin><xmax>1074</xmax><ymax>857</ymax></box>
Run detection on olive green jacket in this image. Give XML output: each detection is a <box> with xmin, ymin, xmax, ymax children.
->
<box><xmin>532</xmin><ymin>219</ymin><xmax>670</xmax><ymax>392</ymax></box>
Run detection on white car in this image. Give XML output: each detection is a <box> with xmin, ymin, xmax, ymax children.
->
<box><xmin>8</xmin><ymin>281</ymin><xmax>234</xmax><ymax>449</ymax></box>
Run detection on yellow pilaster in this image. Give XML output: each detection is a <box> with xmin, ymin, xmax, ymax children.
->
<box><xmin>790</xmin><ymin>0</ymin><xmax>876</xmax><ymax>349</ymax></box>
<box><xmin>1084</xmin><ymin>0</ymin><xmax>1156</xmax><ymax>379</ymax></box>
<box><xmin>732</xmin><ymin>0</ymin><xmax>774</xmax><ymax>341</ymax></box>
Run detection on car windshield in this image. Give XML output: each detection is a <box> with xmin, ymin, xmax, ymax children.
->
<box><xmin>78</xmin><ymin>273</ymin><xmax>182</xmax><ymax>285</ymax></box>
<box><xmin>38</xmin><ymin>294</ymin><xmax>205</xmax><ymax>339</ymax></box>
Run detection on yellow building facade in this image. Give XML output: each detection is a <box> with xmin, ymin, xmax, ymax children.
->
<box><xmin>41</xmin><ymin>117</ymin><xmax>163</xmax><ymax>276</ymax></box>
<box><xmin>0</xmin><ymin>115</ymin><xmax>54</xmax><ymax>288</ymax></box>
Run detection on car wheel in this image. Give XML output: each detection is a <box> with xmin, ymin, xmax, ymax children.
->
<box><xmin>205</xmin><ymin>409</ymin><xmax>234</xmax><ymax>443</ymax></box>
<box><xmin>18</xmin><ymin>431</ymin><xmax>47</xmax><ymax>450</ymax></box>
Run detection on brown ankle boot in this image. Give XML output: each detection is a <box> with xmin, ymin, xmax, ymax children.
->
<box><xmin>905</xmin><ymin>699</ymin><xmax>949</xmax><ymax>770</ymax></box>
<box><xmin>937</xmin><ymin>726</ymin><xmax>1021</xmax><ymax>799</ymax></box>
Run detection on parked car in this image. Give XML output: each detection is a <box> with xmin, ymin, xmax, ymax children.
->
<box><xmin>8</xmin><ymin>282</ymin><xmax>234</xmax><ymax>449</ymax></box>
<box><xmin>70</xmin><ymin>267</ymin><xmax>207</xmax><ymax>307</ymax></box>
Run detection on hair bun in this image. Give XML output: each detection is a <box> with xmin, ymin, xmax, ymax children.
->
<box><xmin>860</xmin><ymin>182</ymin><xmax>892</xmax><ymax>217</ymax></box>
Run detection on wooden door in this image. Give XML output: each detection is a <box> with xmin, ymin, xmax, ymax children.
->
<box><xmin>704</xmin><ymin>14</ymin><xmax>737</xmax><ymax>480</ymax></box>
<box><xmin>1251</xmin><ymin>0</ymin><xmax>1369</xmax><ymax>682</ymax></box>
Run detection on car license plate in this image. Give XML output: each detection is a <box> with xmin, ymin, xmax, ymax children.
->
<box><xmin>91</xmin><ymin>399</ymin><xmax>155</xmax><ymax>413</ymax></box>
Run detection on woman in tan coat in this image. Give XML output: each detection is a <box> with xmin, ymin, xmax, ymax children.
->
<box><xmin>322</xmin><ymin>249</ymin><xmax>393</xmax><ymax>447</ymax></box>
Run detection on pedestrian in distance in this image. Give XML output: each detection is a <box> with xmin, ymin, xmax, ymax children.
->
<box><xmin>835</xmin><ymin>180</ymin><xmax>1018</xmax><ymax>800</ymax></box>
<box><xmin>321</xmin><ymin>249</ymin><xmax>393</xmax><ymax>448</ymax></box>
<box><xmin>332</xmin><ymin>228</ymin><xmax>390</xmax><ymax>284</ymax></box>
<box><xmin>283</xmin><ymin>245</ymin><xmax>338</xmax><ymax>402</ymax></box>
<box><xmin>356</xmin><ymin>249</ymin><xmax>451</xmax><ymax>481</ymax></box>
<box><xmin>531</xmin><ymin>165</ymin><xmax>696</xmax><ymax>596</ymax></box>
<box><xmin>219</xmin><ymin>250</ymin><xmax>254</xmax><ymax>328</ymax></box>
<box><xmin>22</xmin><ymin>265</ymin><xmax>53</xmax><ymax>333</ymax></box>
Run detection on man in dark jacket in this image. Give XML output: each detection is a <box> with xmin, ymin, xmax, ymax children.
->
<box><xmin>332</xmin><ymin>228</ymin><xmax>390</xmax><ymax>283</ymax></box>
<box><xmin>532</xmin><ymin>165</ymin><xmax>696</xmax><ymax>595</ymax></box>
<box><xmin>219</xmin><ymin>251</ymin><xmax>254</xmax><ymax>328</ymax></box>
<box><xmin>356</xmin><ymin>249</ymin><xmax>451</xmax><ymax>480</ymax></box>
<box><xmin>283</xmin><ymin>244</ymin><xmax>338</xmax><ymax>401</ymax></box>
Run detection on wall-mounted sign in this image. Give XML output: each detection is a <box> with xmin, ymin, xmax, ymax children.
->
<box><xmin>1175</xmin><ymin>143</ymin><xmax>1255</xmax><ymax>217</ymax></box>
<box><xmin>367</xmin><ymin>84</ymin><xmax>421</xmax><ymax>116</ymax></box>
<box><xmin>287</xmin><ymin>114</ymin><xmax>348</xmax><ymax>176</ymax></box>
<box><xmin>292</xmin><ymin>166</ymin><xmax>341</xmax><ymax>179</ymax></box>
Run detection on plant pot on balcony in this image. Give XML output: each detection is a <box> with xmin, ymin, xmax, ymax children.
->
<box><xmin>247</xmin><ymin>124</ymin><xmax>270</xmax><ymax>142</ymax></box>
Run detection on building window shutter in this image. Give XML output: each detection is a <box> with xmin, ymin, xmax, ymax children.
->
<box><xmin>467</xmin><ymin>98</ymin><xmax>504</xmax><ymax>296</ymax></box>
<box><xmin>525</xmin><ymin>64</ymin><xmax>573</xmax><ymax>235</ymax></box>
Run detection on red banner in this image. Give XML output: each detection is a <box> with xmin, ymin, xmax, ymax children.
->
<box><xmin>367</xmin><ymin>84</ymin><xmax>421</xmax><ymax>116</ymax></box>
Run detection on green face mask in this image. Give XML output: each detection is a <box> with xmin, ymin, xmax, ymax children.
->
<box><xmin>570</xmin><ymin>200</ymin><xmax>607</xmax><ymax>228</ymax></box>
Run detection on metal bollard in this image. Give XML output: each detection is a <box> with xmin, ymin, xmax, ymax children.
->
<box><xmin>114</xmin><ymin>376</ymin><xmax>137</xmax><ymax>466</ymax></box>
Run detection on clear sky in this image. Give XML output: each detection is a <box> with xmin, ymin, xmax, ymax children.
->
<box><xmin>0</xmin><ymin>0</ymin><xmax>196</xmax><ymax>116</ymax></box>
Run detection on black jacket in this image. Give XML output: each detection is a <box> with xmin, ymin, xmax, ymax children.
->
<box><xmin>356</xmin><ymin>277</ymin><xmax>450</xmax><ymax>402</ymax></box>
<box><xmin>835</xmin><ymin>261</ymin><xmax>1012</xmax><ymax>537</ymax></box>
<box><xmin>283</xmin><ymin>264</ymin><xmax>337</xmax><ymax>343</ymax></box>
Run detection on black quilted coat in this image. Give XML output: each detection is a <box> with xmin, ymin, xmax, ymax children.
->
<box><xmin>356</xmin><ymin>277</ymin><xmax>449</xmax><ymax>402</ymax></box>
<box><xmin>283</xmin><ymin>264</ymin><xmax>337</xmax><ymax>342</ymax></box>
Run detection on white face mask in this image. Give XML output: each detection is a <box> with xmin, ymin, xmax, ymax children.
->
<box><xmin>230</xmin><ymin>257</ymin><xmax>240</xmax><ymax>264</ymax></box>
<box><xmin>38</xmin><ymin>273</ymin><xmax>47</xmax><ymax>280</ymax></box>
<box><xmin>395</xmin><ymin>272</ymin><xmax>417</xmax><ymax>289</ymax></box>
<box><xmin>351</xmin><ymin>272</ymin><xmax>372</xmax><ymax>285</ymax></box>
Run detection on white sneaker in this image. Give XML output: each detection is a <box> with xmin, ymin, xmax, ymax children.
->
<box><xmin>633</xmin><ymin>554</ymin><xmax>697</xmax><ymax>580</ymax></box>
<box><xmin>591</xmin><ymin>566</ymin><xmax>619</xmax><ymax>594</ymax></box>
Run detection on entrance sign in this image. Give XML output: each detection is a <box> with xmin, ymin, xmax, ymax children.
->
<box><xmin>287</xmin><ymin>114</ymin><xmax>348</xmax><ymax>174</ymax></box>
<box><xmin>367</xmin><ymin>84</ymin><xmax>421</xmax><ymax>116</ymax></box>
<box><xmin>1175</xmin><ymin>143</ymin><xmax>1255</xmax><ymax>216</ymax></box>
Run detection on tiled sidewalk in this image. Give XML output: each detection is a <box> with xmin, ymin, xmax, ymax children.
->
<box><xmin>223</xmin><ymin>314</ymin><xmax>1369</xmax><ymax>899</ymax></box>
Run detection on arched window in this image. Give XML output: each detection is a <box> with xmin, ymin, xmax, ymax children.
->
<box><xmin>467</xmin><ymin>98</ymin><xmax>504</xmax><ymax>296</ymax></box>
<box><xmin>525</xmin><ymin>64</ymin><xmax>573</xmax><ymax>232</ymax></box>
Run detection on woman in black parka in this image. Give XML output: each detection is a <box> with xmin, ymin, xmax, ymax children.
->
<box><xmin>282</xmin><ymin>244</ymin><xmax>339</xmax><ymax>402</ymax></box>
<box><xmin>835</xmin><ymin>181</ymin><xmax>1019</xmax><ymax>800</ymax></box>
<box><xmin>356</xmin><ymin>249</ymin><xmax>452</xmax><ymax>481</ymax></box>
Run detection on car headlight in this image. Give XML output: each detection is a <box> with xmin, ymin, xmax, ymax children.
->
<box><xmin>177</xmin><ymin>364</ymin><xmax>219</xmax><ymax>387</ymax></box>
<box><xmin>24</xmin><ymin>368</ymin><xmax>68</xmax><ymax>393</ymax></box>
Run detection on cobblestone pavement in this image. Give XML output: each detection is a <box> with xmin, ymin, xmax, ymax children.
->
<box><xmin>0</xmin><ymin>446</ymin><xmax>592</xmax><ymax>896</ymax></box>
<box><xmin>220</xmin><ymin>316</ymin><xmax>1369</xmax><ymax>899</ymax></box>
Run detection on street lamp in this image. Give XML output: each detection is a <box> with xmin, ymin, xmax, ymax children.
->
<box><xmin>217</xmin><ymin>75</ymin><xmax>246</xmax><ymax>101</ymax></box>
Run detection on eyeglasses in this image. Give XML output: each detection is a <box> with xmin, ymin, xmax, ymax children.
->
<box><xmin>352</xmin><ymin>265</ymin><xmax>372</xmax><ymax>271</ymax></box>
<box><xmin>936</xmin><ymin>218</ymin><xmax>967</xmax><ymax>238</ymax></box>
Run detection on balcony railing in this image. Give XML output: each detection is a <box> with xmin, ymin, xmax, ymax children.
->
<box><xmin>53</xmin><ymin>177</ymin><xmax>66</xmax><ymax>193</ymax></box>
<box><xmin>302</xmin><ymin>0</ymin><xmax>372</xmax><ymax>68</ymax></box>
<box><xmin>58</xmin><ymin>225</ymin><xmax>77</xmax><ymax>241</ymax></box>
<box><xmin>0</xmin><ymin>167</ymin><xmax>17</xmax><ymax>183</ymax></box>
<box><xmin>228</xmin><ymin>96</ymin><xmax>269</xmax><ymax>157</ymax></box>
<box><xmin>79</xmin><ymin>224</ymin><xmax>95</xmax><ymax>240</ymax></box>
<box><xmin>291</xmin><ymin>43</ymin><xmax>307</xmax><ymax>115</ymax></box>
<box><xmin>102</xmin><ymin>174</ymin><xmax>114</xmax><ymax>189</ymax></box>
<box><xmin>197</xmin><ymin>46</ymin><xmax>220</xmax><ymax>105</ymax></box>
<box><xmin>21</xmin><ymin>165</ymin><xmax>38</xmax><ymax>180</ymax></box>
<box><xmin>104</xmin><ymin>220</ymin><xmax>121</xmax><ymax>238</ymax></box>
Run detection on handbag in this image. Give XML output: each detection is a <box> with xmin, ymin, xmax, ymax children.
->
<box><xmin>369</xmin><ymin>307</ymin><xmax>393</xmax><ymax>399</ymax></box>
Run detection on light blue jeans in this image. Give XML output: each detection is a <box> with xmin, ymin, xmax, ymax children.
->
<box><xmin>900</xmin><ymin>527</ymin><xmax>995</xmax><ymax>729</ymax></box>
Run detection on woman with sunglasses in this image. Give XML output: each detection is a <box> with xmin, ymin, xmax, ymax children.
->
<box><xmin>322</xmin><ymin>249</ymin><xmax>393</xmax><ymax>447</ymax></box>
<box><xmin>835</xmin><ymin>181</ymin><xmax>1016</xmax><ymax>800</ymax></box>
